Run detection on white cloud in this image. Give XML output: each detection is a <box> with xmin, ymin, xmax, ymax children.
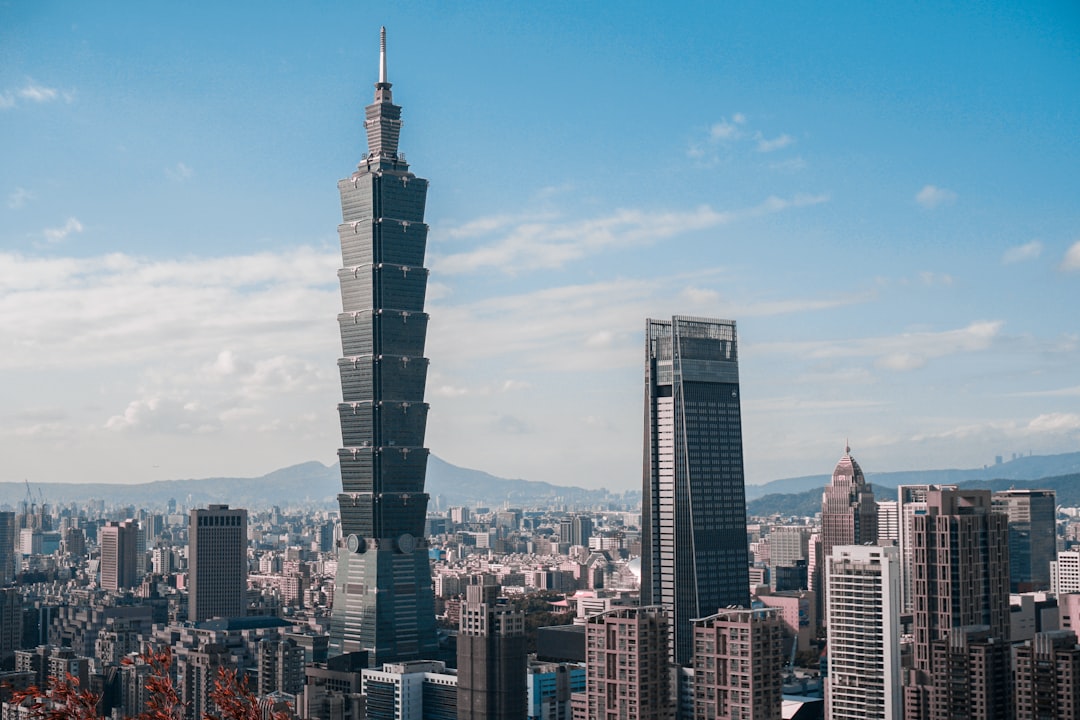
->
<box><xmin>709</xmin><ymin>115</ymin><xmax>746</xmax><ymax>140</ymax></box>
<box><xmin>19</xmin><ymin>83</ymin><xmax>59</xmax><ymax>103</ymax></box>
<box><xmin>432</xmin><ymin>193</ymin><xmax>828</xmax><ymax>275</ymax></box>
<box><xmin>1002</xmin><ymin>240</ymin><xmax>1043</xmax><ymax>264</ymax></box>
<box><xmin>42</xmin><ymin>217</ymin><xmax>84</xmax><ymax>243</ymax></box>
<box><xmin>0</xmin><ymin>247</ymin><xmax>340</xmax><ymax>370</ymax></box>
<box><xmin>915</xmin><ymin>184</ymin><xmax>957</xmax><ymax>209</ymax></box>
<box><xmin>755</xmin><ymin>133</ymin><xmax>794</xmax><ymax>152</ymax></box>
<box><xmin>1062</xmin><ymin>240</ymin><xmax>1080</xmax><ymax>271</ymax></box>
<box><xmin>7</xmin><ymin>187</ymin><xmax>34</xmax><ymax>209</ymax></box>
<box><xmin>1</xmin><ymin>81</ymin><xmax>72</xmax><ymax>109</ymax></box>
<box><xmin>757</xmin><ymin>320</ymin><xmax>1004</xmax><ymax>372</ymax></box>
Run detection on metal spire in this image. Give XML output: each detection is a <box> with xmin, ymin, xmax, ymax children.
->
<box><xmin>379</xmin><ymin>26</ymin><xmax>387</xmax><ymax>84</ymax></box>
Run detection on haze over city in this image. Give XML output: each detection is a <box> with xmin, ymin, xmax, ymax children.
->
<box><xmin>2</xmin><ymin>3</ymin><xmax>1078</xmax><ymax>490</ymax></box>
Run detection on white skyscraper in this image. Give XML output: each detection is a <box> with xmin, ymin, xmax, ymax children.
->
<box><xmin>826</xmin><ymin>544</ymin><xmax>901</xmax><ymax>720</ymax></box>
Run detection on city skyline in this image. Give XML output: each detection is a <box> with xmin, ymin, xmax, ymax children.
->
<box><xmin>2</xmin><ymin>4</ymin><xmax>1079</xmax><ymax>492</ymax></box>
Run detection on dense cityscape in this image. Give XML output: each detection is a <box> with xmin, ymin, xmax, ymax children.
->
<box><xmin>3</xmin><ymin>16</ymin><xmax>1079</xmax><ymax>720</ymax></box>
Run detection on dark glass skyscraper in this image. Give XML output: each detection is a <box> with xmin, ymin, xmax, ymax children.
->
<box><xmin>328</xmin><ymin>29</ymin><xmax>438</xmax><ymax>663</ymax></box>
<box><xmin>642</xmin><ymin>316</ymin><xmax>750</xmax><ymax>667</ymax></box>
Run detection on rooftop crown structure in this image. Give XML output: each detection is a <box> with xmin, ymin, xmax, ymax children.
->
<box><xmin>328</xmin><ymin>28</ymin><xmax>438</xmax><ymax>664</ymax></box>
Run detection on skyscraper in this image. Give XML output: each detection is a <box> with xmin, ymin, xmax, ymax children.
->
<box><xmin>188</xmin><ymin>505</ymin><xmax>248</xmax><ymax>623</ymax></box>
<box><xmin>0</xmin><ymin>511</ymin><xmax>15</xmax><ymax>585</ymax></box>
<box><xmin>903</xmin><ymin>488</ymin><xmax>1010</xmax><ymax>720</ymax></box>
<box><xmin>896</xmin><ymin>485</ymin><xmax>957</xmax><ymax>613</ymax></box>
<box><xmin>457</xmin><ymin>583</ymin><xmax>527</xmax><ymax>720</ymax></box>
<box><xmin>820</xmin><ymin>445</ymin><xmax>877</xmax><ymax>560</ymax></box>
<box><xmin>99</xmin><ymin>519</ymin><xmax>138</xmax><ymax>591</ymax></box>
<box><xmin>642</xmin><ymin>316</ymin><xmax>750</xmax><ymax>667</ymax></box>
<box><xmin>328</xmin><ymin>28</ymin><xmax>438</xmax><ymax>664</ymax></box>
<box><xmin>826</xmin><ymin>545</ymin><xmax>901</xmax><ymax>720</ymax></box>
<box><xmin>992</xmin><ymin>488</ymin><xmax>1057</xmax><ymax>592</ymax></box>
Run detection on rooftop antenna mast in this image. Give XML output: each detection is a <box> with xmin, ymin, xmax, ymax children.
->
<box><xmin>379</xmin><ymin>26</ymin><xmax>388</xmax><ymax>84</ymax></box>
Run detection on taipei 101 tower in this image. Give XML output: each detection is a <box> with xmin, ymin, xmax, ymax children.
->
<box><xmin>328</xmin><ymin>28</ymin><xmax>438</xmax><ymax>663</ymax></box>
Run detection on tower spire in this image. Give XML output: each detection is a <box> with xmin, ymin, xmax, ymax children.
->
<box><xmin>364</xmin><ymin>26</ymin><xmax>402</xmax><ymax>160</ymax></box>
<box><xmin>379</xmin><ymin>26</ymin><xmax>387</xmax><ymax>84</ymax></box>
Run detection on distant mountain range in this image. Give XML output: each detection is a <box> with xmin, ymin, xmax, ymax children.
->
<box><xmin>745</xmin><ymin>451</ymin><xmax>1080</xmax><ymax>500</ymax></box>
<box><xmin>9</xmin><ymin>451</ymin><xmax>1078</xmax><ymax>515</ymax></box>
<box><xmin>2</xmin><ymin>456</ymin><xmax>628</xmax><ymax>511</ymax></box>
<box><xmin>747</xmin><ymin>450</ymin><xmax>1080</xmax><ymax>518</ymax></box>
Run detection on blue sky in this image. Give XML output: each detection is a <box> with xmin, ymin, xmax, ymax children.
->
<box><xmin>2</xmin><ymin>2</ymin><xmax>1078</xmax><ymax>490</ymax></box>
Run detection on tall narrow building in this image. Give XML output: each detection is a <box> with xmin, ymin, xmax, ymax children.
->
<box><xmin>903</xmin><ymin>488</ymin><xmax>1011</xmax><ymax>720</ymax></box>
<box><xmin>328</xmin><ymin>28</ymin><xmax>438</xmax><ymax>664</ymax></box>
<box><xmin>99</xmin><ymin>519</ymin><xmax>139</xmax><ymax>590</ymax></box>
<box><xmin>188</xmin><ymin>505</ymin><xmax>248</xmax><ymax>623</ymax></box>
<box><xmin>642</xmin><ymin>316</ymin><xmax>749</xmax><ymax>667</ymax></box>
<box><xmin>826</xmin><ymin>545</ymin><xmax>901</xmax><ymax>720</ymax></box>
<box><xmin>820</xmin><ymin>445</ymin><xmax>877</xmax><ymax>559</ymax></box>
<box><xmin>457</xmin><ymin>583</ymin><xmax>527</xmax><ymax>720</ymax></box>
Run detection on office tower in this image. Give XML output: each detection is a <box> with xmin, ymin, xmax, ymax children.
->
<box><xmin>876</xmin><ymin>499</ymin><xmax>899</xmax><ymax>545</ymax></box>
<box><xmin>992</xmin><ymin>489</ymin><xmax>1057</xmax><ymax>591</ymax></box>
<box><xmin>820</xmin><ymin>445</ymin><xmax>877</xmax><ymax>560</ymax></box>
<box><xmin>583</xmin><ymin>606</ymin><xmax>673</xmax><ymax>720</ymax></box>
<box><xmin>361</xmin><ymin>660</ymin><xmax>457</xmax><ymax>720</ymax></box>
<box><xmin>188</xmin><ymin>505</ymin><xmax>248</xmax><ymax>623</ymax></box>
<box><xmin>826</xmin><ymin>545</ymin><xmax>901</xmax><ymax>720</ymax></box>
<box><xmin>903</xmin><ymin>488</ymin><xmax>1010</xmax><ymax>720</ymax></box>
<box><xmin>769</xmin><ymin>526</ymin><xmax>810</xmax><ymax>591</ymax></box>
<box><xmin>691</xmin><ymin>607</ymin><xmax>784</xmax><ymax>720</ymax></box>
<box><xmin>1014</xmin><ymin>630</ymin><xmax>1080</xmax><ymax>719</ymax></box>
<box><xmin>457</xmin><ymin>584</ymin><xmax>527</xmax><ymax>720</ymax></box>
<box><xmin>99</xmin><ymin>520</ymin><xmax>139</xmax><ymax>590</ymax></box>
<box><xmin>0</xmin><ymin>587</ymin><xmax>21</xmax><ymax>668</ymax></box>
<box><xmin>897</xmin><ymin>485</ymin><xmax>957</xmax><ymax>613</ymax></box>
<box><xmin>1053</xmin><ymin>552</ymin><xmax>1080</xmax><ymax>595</ymax></box>
<box><xmin>0</xmin><ymin>512</ymin><xmax>14</xmax><ymax>585</ymax></box>
<box><xmin>527</xmin><ymin>661</ymin><xmax>585</xmax><ymax>720</ymax></box>
<box><xmin>327</xmin><ymin>27</ymin><xmax>438</xmax><ymax>664</ymax></box>
<box><xmin>642</xmin><ymin>316</ymin><xmax>749</xmax><ymax>666</ymax></box>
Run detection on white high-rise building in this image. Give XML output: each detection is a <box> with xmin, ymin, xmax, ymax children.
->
<box><xmin>1052</xmin><ymin>551</ymin><xmax>1080</xmax><ymax>595</ymax></box>
<box><xmin>826</xmin><ymin>544</ymin><xmax>901</xmax><ymax>720</ymax></box>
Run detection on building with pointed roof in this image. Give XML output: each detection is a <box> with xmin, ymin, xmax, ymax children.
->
<box><xmin>327</xmin><ymin>28</ymin><xmax>438</xmax><ymax>664</ymax></box>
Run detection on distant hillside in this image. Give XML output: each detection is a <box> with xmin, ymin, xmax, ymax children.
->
<box><xmin>2</xmin><ymin>456</ymin><xmax>627</xmax><ymax>511</ymax></box>
<box><xmin>745</xmin><ymin>451</ymin><xmax>1080</xmax><ymax>500</ymax></box>
<box><xmin>748</xmin><ymin>471</ymin><xmax>1080</xmax><ymax>518</ymax></box>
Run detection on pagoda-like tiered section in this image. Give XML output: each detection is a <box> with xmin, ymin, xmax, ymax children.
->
<box><xmin>328</xmin><ymin>29</ymin><xmax>438</xmax><ymax>664</ymax></box>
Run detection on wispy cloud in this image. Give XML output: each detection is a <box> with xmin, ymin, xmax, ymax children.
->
<box><xmin>432</xmin><ymin>193</ymin><xmax>828</xmax><ymax>275</ymax></box>
<box><xmin>912</xmin><ymin>412</ymin><xmax>1080</xmax><ymax>442</ymax></box>
<box><xmin>1002</xmin><ymin>240</ymin><xmax>1043</xmax><ymax>264</ymax></box>
<box><xmin>7</xmin><ymin>188</ymin><xmax>34</xmax><ymax>209</ymax></box>
<box><xmin>755</xmin><ymin>132</ymin><xmax>794</xmax><ymax>152</ymax></box>
<box><xmin>915</xmin><ymin>184</ymin><xmax>957</xmax><ymax>209</ymax></box>
<box><xmin>756</xmin><ymin>320</ymin><xmax>1003</xmax><ymax>372</ymax></box>
<box><xmin>42</xmin><ymin>217</ymin><xmax>84</xmax><ymax>244</ymax></box>
<box><xmin>689</xmin><ymin>114</ymin><xmax>798</xmax><ymax>164</ymax></box>
<box><xmin>1062</xmin><ymin>240</ymin><xmax>1080</xmax><ymax>271</ymax></box>
<box><xmin>0</xmin><ymin>80</ymin><xmax>74</xmax><ymax>110</ymax></box>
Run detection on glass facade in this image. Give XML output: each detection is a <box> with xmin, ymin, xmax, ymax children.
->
<box><xmin>327</xmin><ymin>32</ymin><xmax>438</xmax><ymax>664</ymax></box>
<box><xmin>642</xmin><ymin>316</ymin><xmax>750</xmax><ymax>667</ymax></box>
